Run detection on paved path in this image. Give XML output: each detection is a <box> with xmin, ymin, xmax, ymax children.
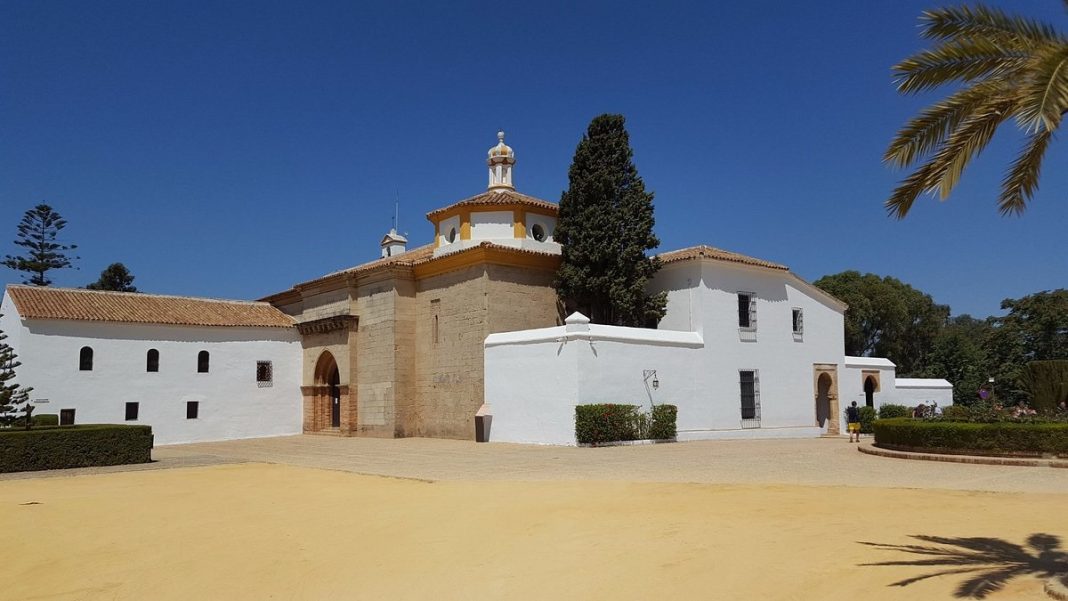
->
<box><xmin>155</xmin><ymin>435</ymin><xmax>1068</xmax><ymax>494</ymax></box>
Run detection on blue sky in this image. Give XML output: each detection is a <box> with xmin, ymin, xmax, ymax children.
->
<box><xmin>2</xmin><ymin>0</ymin><xmax>1066</xmax><ymax>318</ymax></box>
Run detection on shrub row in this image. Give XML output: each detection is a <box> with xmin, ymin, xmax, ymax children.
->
<box><xmin>3</xmin><ymin>413</ymin><xmax>59</xmax><ymax>428</ymax></box>
<box><xmin>873</xmin><ymin>417</ymin><xmax>1068</xmax><ymax>457</ymax></box>
<box><xmin>575</xmin><ymin>404</ymin><xmax>678</xmax><ymax>445</ymax></box>
<box><xmin>0</xmin><ymin>424</ymin><xmax>153</xmax><ymax>473</ymax></box>
<box><xmin>877</xmin><ymin>404</ymin><xmax>911</xmax><ymax>419</ymax></box>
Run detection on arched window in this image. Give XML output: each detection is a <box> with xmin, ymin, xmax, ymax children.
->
<box><xmin>197</xmin><ymin>351</ymin><xmax>210</xmax><ymax>373</ymax></box>
<box><xmin>146</xmin><ymin>349</ymin><xmax>159</xmax><ymax>373</ymax></box>
<box><xmin>79</xmin><ymin>346</ymin><xmax>94</xmax><ymax>371</ymax></box>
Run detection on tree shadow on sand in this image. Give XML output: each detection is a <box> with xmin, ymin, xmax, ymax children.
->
<box><xmin>859</xmin><ymin>533</ymin><xmax>1068</xmax><ymax>598</ymax></box>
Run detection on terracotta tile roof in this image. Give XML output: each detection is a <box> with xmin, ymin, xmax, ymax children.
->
<box><xmin>658</xmin><ymin>245</ymin><xmax>788</xmax><ymax>271</ymax></box>
<box><xmin>293</xmin><ymin>244</ymin><xmax>437</xmax><ymax>288</ymax></box>
<box><xmin>425</xmin><ymin>189</ymin><xmax>558</xmax><ymax>220</ymax></box>
<box><xmin>287</xmin><ymin>241</ymin><xmax>560</xmax><ymax>291</ymax></box>
<box><xmin>5</xmin><ymin>285</ymin><xmax>295</xmax><ymax>328</ymax></box>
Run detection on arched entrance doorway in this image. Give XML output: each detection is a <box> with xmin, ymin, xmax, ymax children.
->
<box><xmin>311</xmin><ymin>351</ymin><xmax>344</xmax><ymax>431</ymax></box>
<box><xmin>816</xmin><ymin>372</ymin><xmax>832</xmax><ymax>428</ymax></box>
<box><xmin>864</xmin><ymin>376</ymin><xmax>876</xmax><ymax>407</ymax></box>
<box><xmin>813</xmin><ymin>364</ymin><xmax>840</xmax><ymax>435</ymax></box>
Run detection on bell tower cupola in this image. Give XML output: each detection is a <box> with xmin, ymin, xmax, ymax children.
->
<box><xmin>487</xmin><ymin>130</ymin><xmax>515</xmax><ymax>191</ymax></box>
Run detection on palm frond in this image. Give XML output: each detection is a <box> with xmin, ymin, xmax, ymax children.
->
<box><xmin>894</xmin><ymin>38</ymin><xmax>1029</xmax><ymax>94</ymax></box>
<box><xmin>921</xmin><ymin>4</ymin><xmax>1063</xmax><ymax>46</ymax></box>
<box><xmin>1014</xmin><ymin>45</ymin><xmax>1068</xmax><ymax>131</ymax></box>
<box><xmin>886</xmin><ymin>159</ymin><xmax>940</xmax><ymax>218</ymax></box>
<box><xmin>926</xmin><ymin>97</ymin><xmax>1014</xmax><ymax>198</ymax></box>
<box><xmin>885</xmin><ymin>96</ymin><xmax>1014</xmax><ymax>218</ymax></box>
<box><xmin>999</xmin><ymin>128</ymin><xmax>1053</xmax><ymax>215</ymax></box>
<box><xmin>885</xmin><ymin>81</ymin><xmax>1006</xmax><ymax>166</ymax></box>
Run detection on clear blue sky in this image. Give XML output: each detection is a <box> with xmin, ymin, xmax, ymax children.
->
<box><xmin>2</xmin><ymin>0</ymin><xmax>1065</xmax><ymax>318</ymax></box>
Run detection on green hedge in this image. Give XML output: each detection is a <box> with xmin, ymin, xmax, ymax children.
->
<box><xmin>575</xmin><ymin>404</ymin><xmax>678</xmax><ymax>445</ymax></box>
<box><xmin>878</xmin><ymin>404</ymin><xmax>911</xmax><ymax>419</ymax></box>
<box><xmin>6</xmin><ymin>413</ymin><xmax>59</xmax><ymax>428</ymax></box>
<box><xmin>649</xmin><ymin>405</ymin><xmax>678</xmax><ymax>440</ymax></box>
<box><xmin>873</xmin><ymin>417</ymin><xmax>1068</xmax><ymax>457</ymax></box>
<box><xmin>0</xmin><ymin>425</ymin><xmax>153</xmax><ymax>473</ymax></box>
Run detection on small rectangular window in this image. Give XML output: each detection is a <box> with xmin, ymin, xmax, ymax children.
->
<box><xmin>186</xmin><ymin>401</ymin><xmax>199</xmax><ymax>419</ymax></box>
<box><xmin>739</xmin><ymin>370</ymin><xmax>760</xmax><ymax>427</ymax></box>
<box><xmin>792</xmin><ymin>308</ymin><xmax>804</xmax><ymax>335</ymax></box>
<box><xmin>737</xmin><ymin>292</ymin><xmax>756</xmax><ymax>330</ymax></box>
<box><xmin>256</xmin><ymin>361</ymin><xmax>273</xmax><ymax>387</ymax></box>
<box><xmin>125</xmin><ymin>402</ymin><xmax>139</xmax><ymax>421</ymax></box>
<box><xmin>60</xmin><ymin>408</ymin><xmax>76</xmax><ymax>425</ymax></box>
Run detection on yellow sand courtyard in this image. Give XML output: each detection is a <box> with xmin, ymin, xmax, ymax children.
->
<box><xmin>2</xmin><ymin>453</ymin><xmax>1065</xmax><ymax>600</ymax></box>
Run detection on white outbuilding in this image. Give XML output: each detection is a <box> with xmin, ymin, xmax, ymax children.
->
<box><xmin>484</xmin><ymin>245</ymin><xmax>954</xmax><ymax>445</ymax></box>
<box><xmin>1</xmin><ymin>285</ymin><xmax>302</xmax><ymax>445</ymax></box>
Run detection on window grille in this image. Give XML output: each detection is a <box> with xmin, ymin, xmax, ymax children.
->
<box><xmin>197</xmin><ymin>351</ymin><xmax>210</xmax><ymax>373</ymax></box>
<box><xmin>792</xmin><ymin>308</ymin><xmax>804</xmax><ymax>336</ymax></box>
<box><xmin>740</xmin><ymin>370</ymin><xmax>761</xmax><ymax>428</ymax></box>
<box><xmin>186</xmin><ymin>401</ymin><xmax>199</xmax><ymax>419</ymax></box>
<box><xmin>125</xmin><ymin>402</ymin><xmax>139</xmax><ymax>421</ymax></box>
<box><xmin>256</xmin><ymin>361</ymin><xmax>273</xmax><ymax>387</ymax></box>
<box><xmin>146</xmin><ymin>349</ymin><xmax>159</xmax><ymax>372</ymax></box>
<box><xmin>738</xmin><ymin>292</ymin><xmax>757</xmax><ymax>330</ymax></box>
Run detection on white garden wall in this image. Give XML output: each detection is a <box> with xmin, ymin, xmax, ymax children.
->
<box><xmin>2</xmin><ymin>298</ymin><xmax>302</xmax><ymax>445</ymax></box>
<box><xmin>893</xmin><ymin>378</ymin><xmax>954</xmax><ymax>408</ymax></box>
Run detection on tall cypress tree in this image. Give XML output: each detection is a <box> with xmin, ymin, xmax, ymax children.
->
<box><xmin>0</xmin><ymin>317</ymin><xmax>33</xmax><ymax>428</ymax></box>
<box><xmin>2</xmin><ymin>204</ymin><xmax>79</xmax><ymax>286</ymax></box>
<box><xmin>554</xmin><ymin>114</ymin><xmax>666</xmax><ymax>327</ymax></box>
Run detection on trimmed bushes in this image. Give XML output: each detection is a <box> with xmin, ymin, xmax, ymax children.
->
<box><xmin>873</xmin><ymin>417</ymin><xmax>1068</xmax><ymax>457</ymax></box>
<box><xmin>858</xmin><ymin>406</ymin><xmax>877</xmax><ymax>433</ymax></box>
<box><xmin>0</xmin><ymin>424</ymin><xmax>153</xmax><ymax>473</ymax></box>
<box><xmin>32</xmin><ymin>414</ymin><xmax>59</xmax><ymax>426</ymax></box>
<box><xmin>575</xmin><ymin>404</ymin><xmax>678</xmax><ymax>445</ymax></box>
<box><xmin>649</xmin><ymin>405</ymin><xmax>677</xmax><ymax>441</ymax></box>
<box><xmin>877</xmin><ymin>404</ymin><xmax>910</xmax><ymax>419</ymax></box>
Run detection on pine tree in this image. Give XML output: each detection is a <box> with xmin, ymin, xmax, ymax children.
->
<box><xmin>554</xmin><ymin>114</ymin><xmax>666</xmax><ymax>327</ymax></box>
<box><xmin>2</xmin><ymin>204</ymin><xmax>79</xmax><ymax>286</ymax></box>
<box><xmin>0</xmin><ymin>317</ymin><xmax>33</xmax><ymax>429</ymax></box>
<box><xmin>87</xmin><ymin>263</ymin><xmax>138</xmax><ymax>292</ymax></box>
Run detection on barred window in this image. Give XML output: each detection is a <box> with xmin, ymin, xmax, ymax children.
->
<box><xmin>197</xmin><ymin>351</ymin><xmax>210</xmax><ymax>373</ymax></box>
<box><xmin>738</xmin><ymin>293</ymin><xmax>756</xmax><ymax>330</ymax></box>
<box><xmin>186</xmin><ymin>401</ymin><xmax>199</xmax><ymax>419</ymax></box>
<box><xmin>740</xmin><ymin>370</ymin><xmax>761</xmax><ymax>428</ymax></box>
<box><xmin>792</xmin><ymin>308</ymin><xmax>804</xmax><ymax>335</ymax></box>
<box><xmin>256</xmin><ymin>361</ymin><xmax>273</xmax><ymax>386</ymax></box>
<box><xmin>125</xmin><ymin>402</ymin><xmax>139</xmax><ymax>421</ymax></box>
<box><xmin>146</xmin><ymin>349</ymin><xmax>159</xmax><ymax>372</ymax></box>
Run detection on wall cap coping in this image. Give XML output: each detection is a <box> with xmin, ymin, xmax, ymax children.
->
<box><xmin>485</xmin><ymin>323</ymin><xmax>704</xmax><ymax>349</ymax></box>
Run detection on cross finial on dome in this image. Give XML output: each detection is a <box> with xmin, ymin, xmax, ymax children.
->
<box><xmin>487</xmin><ymin>130</ymin><xmax>516</xmax><ymax>191</ymax></box>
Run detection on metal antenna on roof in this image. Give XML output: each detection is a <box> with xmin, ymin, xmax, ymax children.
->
<box><xmin>394</xmin><ymin>190</ymin><xmax>400</xmax><ymax>233</ymax></box>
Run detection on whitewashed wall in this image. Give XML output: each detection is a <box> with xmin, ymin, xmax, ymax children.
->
<box><xmin>893</xmin><ymin>378</ymin><xmax>954</xmax><ymax>408</ymax></box>
<box><xmin>485</xmin><ymin>318</ymin><xmax>703</xmax><ymax>445</ymax></box>
<box><xmin>486</xmin><ymin>260</ymin><xmax>854</xmax><ymax>445</ymax></box>
<box><xmin>2</xmin><ymin>295</ymin><xmax>302</xmax><ymax>445</ymax></box>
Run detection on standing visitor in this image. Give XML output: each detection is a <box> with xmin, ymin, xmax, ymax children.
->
<box><xmin>846</xmin><ymin>401</ymin><xmax>861</xmax><ymax>443</ymax></box>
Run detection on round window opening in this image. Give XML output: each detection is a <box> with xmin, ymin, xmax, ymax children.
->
<box><xmin>447</xmin><ymin>227</ymin><xmax>457</xmax><ymax>243</ymax></box>
<box><xmin>531</xmin><ymin>224</ymin><xmax>547</xmax><ymax>242</ymax></box>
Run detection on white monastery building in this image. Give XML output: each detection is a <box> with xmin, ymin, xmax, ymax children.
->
<box><xmin>0</xmin><ymin>131</ymin><xmax>952</xmax><ymax>446</ymax></box>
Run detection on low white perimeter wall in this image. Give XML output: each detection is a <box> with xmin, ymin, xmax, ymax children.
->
<box><xmin>893</xmin><ymin>378</ymin><xmax>954</xmax><ymax>407</ymax></box>
<box><xmin>485</xmin><ymin>319</ymin><xmax>704</xmax><ymax>445</ymax></box>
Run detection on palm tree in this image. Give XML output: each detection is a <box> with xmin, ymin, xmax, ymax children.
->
<box><xmin>885</xmin><ymin>3</ymin><xmax>1068</xmax><ymax>218</ymax></box>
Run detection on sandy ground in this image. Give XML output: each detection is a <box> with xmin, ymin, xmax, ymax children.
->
<box><xmin>2</xmin><ymin>462</ymin><xmax>1064</xmax><ymax>600</ymax></box>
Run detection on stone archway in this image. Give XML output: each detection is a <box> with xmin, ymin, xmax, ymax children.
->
<box><xmin>816</xmin><ymin>372</ymin><xmax>833</xmax><ymax>428</ymax></box>
<box><xmin>813</xmin><ymin>364</ymin><xmax>840</xmax><ymax>435</ymax></box>
<box><xmin>301</xmin><ymin>351</ymin><xmax>354</xmax><ymax>434</ymax></box>
<box><xmin>864</xmin><ymin>376</ymin><xmax>877</xmax><ymax>408</ymax></box>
